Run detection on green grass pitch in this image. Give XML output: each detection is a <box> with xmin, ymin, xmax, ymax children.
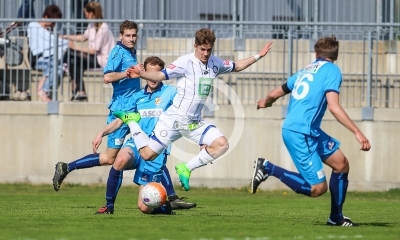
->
<box><xmin>0</xmin><ymin>184</ymin><xmax>399</xmax><ymax>240</ymax></box>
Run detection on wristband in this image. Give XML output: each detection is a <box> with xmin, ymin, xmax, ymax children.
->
<box><xmin>254</xmin><ymin>54</ymin><xmax>260</xmax><ymax>61</ymax></box>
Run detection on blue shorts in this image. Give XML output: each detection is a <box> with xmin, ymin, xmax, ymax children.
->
<box><xmin>122</xmin><ymin>138</ymin><xmax>167</xmax><ymax>186</ymax></box>
<box><xmin>282</xmin><ymin>128</ymin><xmax>340</xmax><ymax>185</ymax></box>
<box><xmin>107</xmin><ymin>111</ymin><xmax>130</xmax><ymax>149</ymax></box>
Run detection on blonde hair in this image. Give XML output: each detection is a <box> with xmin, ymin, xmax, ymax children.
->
<box><xmin>84</xmin><ymin>1</ymin><xmax>103</xmax><ymax>30</ymax></box>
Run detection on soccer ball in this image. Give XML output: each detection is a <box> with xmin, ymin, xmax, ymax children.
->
<box><xmin>141</xmin><ymin>182</ymin><xmax>167</xmax><ymax>208</ymax></box>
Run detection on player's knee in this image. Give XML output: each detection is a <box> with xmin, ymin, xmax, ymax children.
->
<box><xmin>213</xmin><ymin>137</ymin><xmax>229</xmax><ymax>153</ymax></box>
<box><xmin>336</xmin><ymin>156</ymin><xmax>349</xmax><ymax>172</ymax></box>
<box><xmin>137</xmin><ymin>203</ymin><xmax>152</xmax><ymax>214</ymax></box>
<box><xmin>113</xmin><ymin>158</ymin><xmax>125</xmax><ymax>171</ymax></box>
<box><xmin>311</xmin><ymin>183</ymin><xmax>328</xmax><ymax>197</ymax></box>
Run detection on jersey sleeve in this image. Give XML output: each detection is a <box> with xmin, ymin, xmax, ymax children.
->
<box><xmin>323</xmin><ymin>65</ymin><xmax>342</xmax><ymax>93</ymax></box>
<box><xmin>162</xmin><ymin>56</ymin><xmax>187</xmax><ymax>80</ymax></box>
<box><xmin>103</xmin><ymin>47</ymin><xmax>120</xmax><ymax>74</ymax></box>
<box><xmin>286</xmin><ymin>72</ymin><xmax>299</xmax><ymax>91</ymax></box>
<box><xmin>217</xmin><ymin>58</ymin><xmax>235</xmax><ymax>75</ymax></box>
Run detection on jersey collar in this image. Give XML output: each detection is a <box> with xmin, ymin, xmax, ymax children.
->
<box><xmin>143</xmin><ymin>82</ymin><xmax>164</xmax><ymax>95</ymax></box>
<box><xmin>315</xmin><ymin>57</ymin><xmax>332</xmax><ymax>62</ymax></box>
<box><xmin>117</xmin><ymin>41</ymin><xmax>136</xmax><ymax>55</ymax></box>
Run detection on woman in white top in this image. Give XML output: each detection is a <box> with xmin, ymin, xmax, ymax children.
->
<box><xmin>27</xmin><ymin>4</ymin><xmax>68</xmax><ymax>102</ymax></box>
<box><xmin>62</xmin><ymin>1</ymin><xmax>115</xmax><ymax>101</ymax></box>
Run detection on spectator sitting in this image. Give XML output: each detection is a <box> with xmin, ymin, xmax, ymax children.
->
<box><xmin>26</xmin><ymin>4</ymin><xmax>68</xmax><ymax>102</ymax></box>
<box><xmin>62</xmin><ymin>1</ymin><xmax>115</xmax><ymax>101</ymax></box>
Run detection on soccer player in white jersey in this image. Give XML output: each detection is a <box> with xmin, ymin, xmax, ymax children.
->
<box><xmin>251</xmin><ymin>36</ymin><xmax>371</xmax><ymax>226</ymax></box>
<box><xmin>115</xmin><ymin>28</ymin><xmax>272</xmax><ymax>191</ymax></box>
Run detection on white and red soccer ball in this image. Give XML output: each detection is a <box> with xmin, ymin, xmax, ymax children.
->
<box><xmin>141</xmin><ymin>182</ymin><xmax>167</xmax><ymax>208</ymax></box>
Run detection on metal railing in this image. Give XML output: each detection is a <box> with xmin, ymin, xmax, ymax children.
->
<box><xmin>1</xmin><ymin>19</ymin><xmax>400</xmax><ymax>109</ymax></box>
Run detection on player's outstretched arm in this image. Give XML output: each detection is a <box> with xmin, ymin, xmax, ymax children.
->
<box><xmin>139</xmin><ymin>70</ymin><xmax>166</xmax><ymax>83</ymax></box>
<box><xmin>233</xmin><ymin>42</ymin><xmax>273</xmax><ymax>72</ymax></box>
<box><xmin>326</xmin><ymin>91</ymin><xmax>371</xmax><ymax>151</ymax></box>
<box><xmin>257</xmin><ymin>85</ymin><xmax>287</xmax><ymax>110</ymax></box>
<box><xmin>104</xmin><ymin>71</ymin><xmax>131</xmax><ymax>84</ymax></box>
<box><xmin>92</xmin><ymin>119</ymin><xmax>124</xmax><ymax>153</ymax></box>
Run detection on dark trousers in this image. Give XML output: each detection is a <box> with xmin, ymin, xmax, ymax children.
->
<box><xmin>63</xmin><ymin>49</ymin><xmax>100</xmax><ymax>94</ymax></box>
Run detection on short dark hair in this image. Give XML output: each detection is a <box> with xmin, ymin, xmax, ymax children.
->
<box><xmin>144</xmin><ymin>56</ymin><xmax>165</xmax><ymax>70</ymax></box>
<box><xmin>42</xmin><ymin>5</ymin><xmax>62</xmax><ymax>19</ymax></box>
<box><xmin>119</xmin><ymin>20</ymin><xmax>138</xmax><ymax>34</ymax></box>
<box><xmin>195</xmin><ymin>28</ymin><xmax>216</xmax><ymax>47</ymax></box>
<box><xmin>314</xmin><ymin>36</ymin><xmax>339</xmax><ymax>61</ymax></box>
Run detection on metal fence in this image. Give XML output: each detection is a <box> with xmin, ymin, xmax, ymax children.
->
<box><xmin>1</xmin><ymin>17</ymin><xmax>400</xmax><ymax>108</ymax></box>
<box><xmin>2</xmin><ymin>0</ymin><xmax>400</xmax><ymax>38</ymax></box>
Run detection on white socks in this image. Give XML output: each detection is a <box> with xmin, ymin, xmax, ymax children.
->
<box><xmin>186</xmin><ymin>148</ymin><xmax>215</xmax><ymax>171</ymax></box>
<box><xmin>128</xmin><ymin>121</ymin><xmax>149</xmax><ymax>150</ymax></box>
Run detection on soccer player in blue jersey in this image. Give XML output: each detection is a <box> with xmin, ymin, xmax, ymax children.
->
<box><xmin>251</xmin><ymin>36</ymin><xmax>371</xmax><ymax>227</ymax></box>
<box><xmin>52</xmin><ymin>20</ymin><xmax>140</xmax><ymax>190</ymax></box>
<box><xmin>92</xmin><ymin>56</ymin><xmax>182</xmax><ymax>214</ymax></box>
<box><xmin>51</xmin><ymin>22</ymin><xmax>195</xmax><ymax>210</ymax></box>
<box><xmin>92</xmin><ymin>56</ymin><xmax>196</xmax><ymax>214</ymax></box>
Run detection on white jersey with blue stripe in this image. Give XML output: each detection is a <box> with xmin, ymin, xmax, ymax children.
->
<box><xmin>103</xmin><ymin>41</ymin><xmax>141</xmax><ymax>111</ymax></box>
<box><xmin>161</xmin><ymin>53</ymin><xmax>235</xmax><ymax>120</ymax></box>
<box><xmin>283</xmin><ymin>58</ymin><xmax>342</xmax><ymax>137</ymax></box>
<box><xmin>126</xmin><ymin>83</ymin><xmax>177</xmax><ymax>153</ymax></box>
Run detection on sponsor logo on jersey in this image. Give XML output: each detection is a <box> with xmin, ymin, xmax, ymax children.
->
<box><xmin>168</xmin><ymin>64</ymin><xmax>176</xmax><ymax>69</ymax></box>
<box><xmin>223</xmin><ymin>60</ymin><xmax>230</xmax><ymax>66</ymax></box>
<box><xmin>303</xmin><ymin>61</ymin><xmax>327</xmax><ymax>74</ymax></box>
<box><xmin>138</xmin><ymin>108</ymin><xmax>163</xmax><ymax>118</ymax></box>
<box><xmin>155</xmin><ymin>97</ymin><xmax>161</xmax><ymax>105</ymax></box>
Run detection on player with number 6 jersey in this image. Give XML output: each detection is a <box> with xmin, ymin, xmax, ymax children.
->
<box><xmin>252</xmin><ymin>36</ymin><xmax>371</xmax><ymax>227</ymax></box>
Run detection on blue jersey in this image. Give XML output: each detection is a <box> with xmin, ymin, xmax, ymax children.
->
<box><xmin>282</xmin><ymin>58</ymin><xmax>342</xmax><ymax>137</ymax></box>
<box><xmin>103</xmin><ymin>41</ymin><xmax>141</xmax><ymax>111</ymax></box>
<box><xmin>127</xmin><ymin>83</ymin><xmax>177</xmax><ymax>153</ymax></box>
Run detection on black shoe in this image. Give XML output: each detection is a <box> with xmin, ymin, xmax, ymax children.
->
<box><xmin>327</xmin><ymin>216</ymin><xmax>359</xmax><ymax>227</ymax></box>
<box><xmin>52</xmin><ymin>162</ymin><xmax>69</xmax><ymax>191</ymax></box>
<box><xmin>94</xmin><ymin>206</ymin><xmax>114</xmax><ymax>214</ymax></box>
<box><xmin>71</xmin><ymin>93</ymin><xmax>88</xmax><ymax>102</ymax></box>
<box><xmin>161</xmin><ymin>201</ymin><xmax>176</xmax><ymax>215</ymax></box>
<box><xmin>169</xmin><ymin>196</ymin><xmax>197</xmax><ymax>210</ymax></box>
<box><xmin>250</xmin><ymin>158</ymin><xmax>269</xmax><ymax>194</ymax></box>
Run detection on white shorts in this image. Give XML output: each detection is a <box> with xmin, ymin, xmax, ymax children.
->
<box><xmin>148</xmin><ymin>109</ymin><xmax>224</xmax><ymax>154</ymax></box>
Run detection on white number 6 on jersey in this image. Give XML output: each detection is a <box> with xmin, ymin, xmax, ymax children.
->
<box><xmin>292</xmin><ymin>73</ymin><xmax>314</xmax><ymax>100</ymax></box>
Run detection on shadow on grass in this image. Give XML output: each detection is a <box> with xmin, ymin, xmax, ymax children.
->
<box><xmin>313</xmin><ymin>222</ymin><xmax>395</xmax><ymax>227</ymax></box>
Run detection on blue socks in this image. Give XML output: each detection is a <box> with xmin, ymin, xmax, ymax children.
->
<box><xmin>329</xmin><ymin>171</ymin><xmax>348</xmax><ymax>222</ymax></box>
<box><xmin>264</xmin><ymin>162</ymin><xmax>311</xmax><ymax>196</ymax></box>
<box><xmin>105</xmin><ymin>166</ymin><xmax>123</xmax><ymax>209</ymax></box>
<box><xmin>161</xmin><ymin>166</ymin><xmax>176</xmax><ymax>197</ymax></box>
<box><xmin>67</xmin><ymin>153</ymin><xmax>100</xmax><ymax>172</ymax></box>
<box><xmin>151</xmin><ymin>202</ymin><xmax>172</xmax><ymax>214</ymax></box>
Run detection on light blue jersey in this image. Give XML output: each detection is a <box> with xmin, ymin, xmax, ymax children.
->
<box><xmin>103</xmin><ymin>41</ymin><xmax>141</xmax><ymax>148</ymax></box>
<box><xmin>283</xmin><ymin>58</ymin><xmax>342</xmax><ymax>137</ymax></box>
<box><xmin>103</xmin><ymin>41</ymin><xmax>141</xmax><ymax>112</ymax></box>
<box><xmin>123</xmin><ymin>83</ymin><xmax>177</xmax><ymax>185</ymax></box>
<box><xmin>281</xmin><ymin>58</ymin><xmax>342</xmax><ymax>185</ymax></box>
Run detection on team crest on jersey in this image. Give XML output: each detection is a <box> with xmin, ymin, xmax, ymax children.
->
<box><xmin>223</xmin><ymin>60</ymin><xmax>230</xmax><ymax>66</ymax></box>
<box><xmin>327</xmin><ymin>141</ymin><xmax>335</xmax><ymax>150</ymax></box>
<box><xmin>155</xmin><ymin>97</ymin><xmax>161</xmax><ymax>105</ymax></box>
<box><xmin>168</xmin><ymin>64</ymin><xmax>176</xmax><ymax>69</ymax></box>
<box><xmin>213</xmin><ymin>66</ymin><xmax>218</xmax><ymax>74</ymax></box>
<box><xmin>141</xmin><ymin>173</ymin><xmax>149</xmax><ymax>182</ymax></box>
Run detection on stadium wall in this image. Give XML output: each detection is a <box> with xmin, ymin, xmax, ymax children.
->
<box><xmin>1</xmin><ymin>102</ymin><xmax>399</xmax><ymax>191</ymax></box>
